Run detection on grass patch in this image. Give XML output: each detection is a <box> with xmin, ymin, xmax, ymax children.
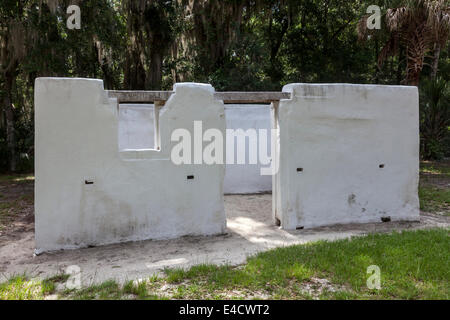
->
<box><xmin>0</xmin><ymin>274</ymin><xmax>63</xmax><ymax>300</ymax></box>
<box><xmin>0</xmin><ymin>174</ymin><xmax>34</xmax><ymax>183</ymax></box>
<box><xmin>122</xmin><ymin>278</ymin><xmax>161</xmax><ymax>300</ymax></box>
<box><xmin>64</xmin><ymin>280</ymin><xmax>123</xmax><ymax>300</ymax></box>
<box><xmin>419</xmin><ymin>160</ymin><xmax>449</xmax><ymax>215</ymax></box>
<box><xmin>420</xmin><ymin>162</ymin><xmax>450</xmax><ymax>176</ymax></box>
<box><xmin>0</xmin><ymin>272</ymin><xmax>73</xmax><ymax>300</ymax></box>
<box><xmin>419</xmin><ymin>186</ymin><xmax>450</xmax><ymax>215</ymax></box>
<box><xmin>0</xmin><ymin>275</ymin><xmax>45</xmax><ymax>300</ymax></box>
<box><xmin>162</xmin><ymin>228</ymin><xmax>449</xmax><ymax>299</ymax></box>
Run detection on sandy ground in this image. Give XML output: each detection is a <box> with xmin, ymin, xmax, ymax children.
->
<box><xmin>0</xmin><ymin>194</ymin><xmax>449</xmax><ymax>285</ymax></box>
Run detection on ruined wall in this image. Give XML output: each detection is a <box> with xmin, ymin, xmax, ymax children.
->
<box><xmin>275</xmin><ymin>84</ymin><xmax>420</xmax><ymax>229</ymax></box>
<box><xmin>35</xmin><ymin>78</ymin><xmax>226</xmax><ymax>253</ymax></box>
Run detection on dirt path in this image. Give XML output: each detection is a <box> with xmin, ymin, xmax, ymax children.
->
<box><xmin>1</xmin><ymin>194</ymin><xmax>448</xmax><ymax>286</ymax></box>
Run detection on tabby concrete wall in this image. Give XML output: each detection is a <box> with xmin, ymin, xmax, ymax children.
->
<box><xmin>35</xmin><ymin>78</ymin><xmax>226</xmax><ymax>253</ymax></box>
<box><xmin>274</xmin><ymin>83</ymin><xmax>420</xmax><ymax>229</ymax></box>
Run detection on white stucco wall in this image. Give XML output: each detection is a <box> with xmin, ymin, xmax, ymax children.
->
<box><xmin>275</xmin><ymin>83</ymin><xmax>420</xmax><ymax>229</ymax></box>
<box><xmin>35</xmin><ymin>78</ymin><xmax>226</xmax><ymax>253</ymax></box>
<box><xmin>224</xmin><ymin>105</ymin><xmax>272</xmax><ymax>194</ymax></box>
<box><xmin>118</xmin><ymin>104</ymin><xmax>154</xmax><ymax>151</ymax></box>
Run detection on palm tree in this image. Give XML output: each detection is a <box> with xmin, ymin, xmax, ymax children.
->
<box><xmin>358</xmin><ymin>0</ymin><xmax>450</xmax><ymax>86</ymax></box>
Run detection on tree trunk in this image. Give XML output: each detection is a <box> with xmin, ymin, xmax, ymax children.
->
<box><xmin>147</xmin><ymin>51</ymin><xmax>162</xmax><ymax>90</ymax></box>
<box><xmin>431</xmin><ymin>43</ymin><xmax>441</xmax><ymax>79</ymax></box>
<box><xmin>406</xmin><ymin>66</ymin><xmax>421</xmax><ymax>86</ymax></box>
<box><xmin>3</xmin><ymin>71</ymin><xmax>16</xmax><ymax>172</ymax></box>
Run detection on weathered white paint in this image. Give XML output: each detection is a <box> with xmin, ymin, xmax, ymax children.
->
<box><xmin>274</xmin><ymin>83</ymin><xmax>420</xmax><ymax>229</ymax></box>
<box><xmin>224</xmin><ymin>105</ymin><xmax>272</xmax><ymax>194</ymax></box>
<box><xmin>35</xmin><ymin>78</ymin><xmax>226</xmax><ymax>253</ymax></box>
<box><xmin>118</xmin><ymin>104</ymin><xmax>154</xmax><ymax>151</ymax></box>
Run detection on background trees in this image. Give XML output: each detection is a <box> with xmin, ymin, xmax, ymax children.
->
<box><xmin>359</xmin><ymin>0</ymin><xmax>450</xmax><ymax>86</ymax></box>
<box><xmin>0</xmin><ymin>0</ymin><xmax>449</xmax><ymax>172</ymax></box>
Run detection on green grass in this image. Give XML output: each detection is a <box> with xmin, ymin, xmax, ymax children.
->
<box><xmin>0</xmin><ymin>174</ymin><xmax>34</xmax><ymax>183</ymax></box>
<box><xmin>0</xmin><ymin>275</ymin><xmax>45</xmax><ymax>300</ymax></box>
<box><xmin>0</xmin><ymin>273</ymin><xmax>69</xmax><ymax>300</ymax></box>
<box><xmin>419</xmin><ymin>186</ymin><xmax>450</xmax><ymax>215</ymax></box>
<box><xmin>1</xmin><ymin>229</ymin><xmax>448</xmax><ymax>300</ymax></box>
<box><xmin>162</xmin><ymin>228</ymin><xmax>449</xmax><ymax>300</ymax></box>
<box><xmin>420</xmin><ymin>162</ymin><xmax>450</xmax><ymax>176</ymax></box>
<box><xmin>419</xmin><ymin>160</ymin><xmax>449</xmax><ymax>215</ymax></box>
<box><xmin>60</xmin><ymin>277</ymin><xmax>165</xmax><ymax>300</ymax></box>
<box><xmin>64</xmin><ymin>280</ymin><xmax>123</xmax><ymax>300</ymax></box>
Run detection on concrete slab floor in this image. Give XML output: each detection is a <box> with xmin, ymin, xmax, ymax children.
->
<box><xmin>0</xmin><ymin>194</ymin><xmax>448</xmax><ymax>285</ymax></box>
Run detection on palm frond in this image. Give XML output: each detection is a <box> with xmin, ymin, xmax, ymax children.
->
<box><xmin>378</xmin><ymin>35</ymin><xmax>399</xmax><ymax>68</ymax></box>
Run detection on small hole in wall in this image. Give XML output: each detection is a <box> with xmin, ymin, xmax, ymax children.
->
<box><xmin>297</xmin><ymin>168</ymin><xmax>303</xmax><ymax>172</ymax></box>
<box><xmin>381</xmin><ymin>216</ymin><xmax>391</xmax><ymax>222</ymax></box>
<box><xmin>85</xmin><ymin>180</ymin><xmax>94</xmax><ymax>185</ymax></box>
<box><xmin>379</xmin><ymin>164</ymin><xmax>385</xmax><ymax>168</ymax></box>
<box><xmin>187</xmin><ymin>175</ymin><xmax>194</xmax><ymax>180</ymax></box>
<box><xmin>275</xmin><ymin>218</ymin><xmax>281</xmax><ymax>226</ymax></box>
<box><xmin>296</xmin><ymin>226</ymin><xmax>304</xmax><ymax>230</ymax></box>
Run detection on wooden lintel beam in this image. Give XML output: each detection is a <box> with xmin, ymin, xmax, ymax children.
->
<box><xmin>107</xmin><ymin>90</ymin><xmax>173</xmax><ymax>103</ymax></box>
<box><xmin>107</xmin><ymin>90</ymin><xmax>291</xmax><ymax>104</ymax></box>
<box><xmin>215</xmin><ymin>92</ymin><xmax>290</xmax><ymax>104</ymax></box>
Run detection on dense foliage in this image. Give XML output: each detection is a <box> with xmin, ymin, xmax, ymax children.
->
<box><xmin>0</xmin><ymin>0</ymin><xmax>449</xmax><ymax>172</ymax></box>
